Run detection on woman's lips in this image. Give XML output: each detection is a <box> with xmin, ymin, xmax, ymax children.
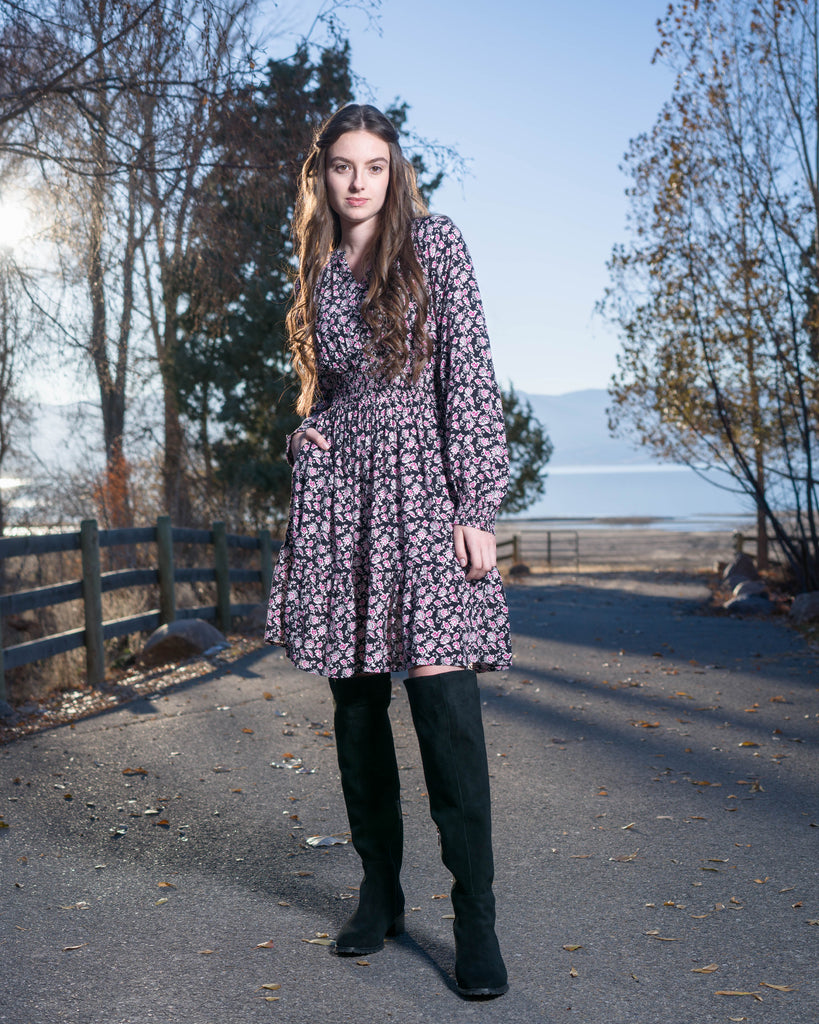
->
<box><xmin>346</xmin><ymin>197</ymin><xmax>368</xmax><ymax>206</ymax></box>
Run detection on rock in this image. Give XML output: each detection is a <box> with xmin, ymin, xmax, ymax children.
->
<box><xmin>236</xmin><ymin>604</ymin><xmax>267</xmax><ymax>633</ymax></box>
<box><xmin>724</xmin><ymin>594</ymin><xmax>775</xmax><ymax>615</ymax></box>
<box><xmin>140</xmin><ymin>618</ymin><xmax>227</xmax><ymax>667</ymax></box>
<box><xmin>733</xmin><ymin>579</ymin><xmax>769</xmax><ymax>599</ymax></box>
<box><xmin>508</xmin><ymin>563</ymin><xmax>531</xmax><ymax>577</ymax></box>
<box><xmin>0</xmin><ymin>699</ymin><xmax>17</xmax><ymax>722</ymax></box>
<box><xmin>790</xmin><ymin>591</ymin><xmax>819</xmax><ymax>624</ymax></box>
<box><xmin>722</xmin><ymin>552</ymin><xmax>760</xmax><ymax>589</ymax></box>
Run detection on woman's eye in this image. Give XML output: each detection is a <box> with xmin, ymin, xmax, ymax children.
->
<box><xmin>332</xmin><ymin>162</ymin><xmax>349</xmax><ymax>172</ymax></box>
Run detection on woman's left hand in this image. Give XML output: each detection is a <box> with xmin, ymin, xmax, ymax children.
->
<box><xmin>453</xmin><ymin>524</ymin><xmax>497</xmax><ymax>581</ymax></box>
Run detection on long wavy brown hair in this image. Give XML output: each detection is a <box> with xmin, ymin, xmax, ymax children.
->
<box><xmin>287</xmin><ymin>104</ymin><xmax>431</xmax><ymax>416</ymax></box>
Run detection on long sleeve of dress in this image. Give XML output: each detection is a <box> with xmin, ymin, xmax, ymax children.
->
<box><xmin>429</xmin><ymin>217</ymin><xmax>509</xmax><ymax>534</ymax></box>
<box><xmin>285</xmin><ymin>394</ymin><xmax>333</xmax><ymax>466</ymax></box>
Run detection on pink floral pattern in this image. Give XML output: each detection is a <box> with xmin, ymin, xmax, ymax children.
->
<box><xmin>264</xmin><ymin>216</ymin><xmax>512</xmax><ymax>676</ymax></box>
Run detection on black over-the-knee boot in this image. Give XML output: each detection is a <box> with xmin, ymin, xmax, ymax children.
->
<box><xmin>329</xmin><ymin>673</ymin><xmax>405</xmax><ymax>955</ymax></box>
<box><xmin>404</xmin><ymin>668</ymin><xmax>508</xmax><ymax>998</ymax></box>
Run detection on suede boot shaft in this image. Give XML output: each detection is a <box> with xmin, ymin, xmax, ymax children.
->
<box><xmin>329</xmin><ymin>673</ymin><xmax>404</xmax><ymax>955</ymax></box>
<box><xmin>404</xmin><ymin>669</ymin><xmax>508</xmax><ymax>997</ymax></box>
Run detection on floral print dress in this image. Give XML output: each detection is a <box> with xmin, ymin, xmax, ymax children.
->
<box><xmin>264</xmin><ymin>215</ymin><xmax>512</xmax><ymax>676</ymax></box>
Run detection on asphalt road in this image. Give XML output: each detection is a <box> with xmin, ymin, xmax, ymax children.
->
<box><xmin>2</xmin><ymin>573</ymin><xmax>818</xmax><ymax>1024</ymax></box>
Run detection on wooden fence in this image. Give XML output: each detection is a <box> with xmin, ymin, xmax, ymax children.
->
<box><xmin>0</xmin><ymin>516</ymin><xmax>280</xmax><ymax>701</ymax></box>
<box><xmin>497</xmin><ymin>530</ymin><xmax>580</xmax><ymax>570</ymax></box>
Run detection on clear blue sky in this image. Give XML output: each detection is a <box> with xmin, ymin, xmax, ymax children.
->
<box><xmin>272</xmin><ymin>0</ymin><xmax>674</xmax><ymax>396</ymax></box>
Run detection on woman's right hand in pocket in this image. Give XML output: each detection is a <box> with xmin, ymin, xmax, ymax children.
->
<box><xmin>291</xmin><ymin>427</ymin><xmax>330</xmax><ymax>460</ymax></box>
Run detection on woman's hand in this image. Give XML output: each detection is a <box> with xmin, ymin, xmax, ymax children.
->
<box><xmin>453</xmin><ymin>524</ymin><xmax>497</xmax><ymax>581</ymax></box>
<box><xmin>291</xmin><ymin>427</ymin><xmax>330</xmax><ymax>460</ymax></box>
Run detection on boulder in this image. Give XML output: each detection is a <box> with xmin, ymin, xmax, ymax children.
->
<box><xmin>140</xmin><ymin>618</ymin><xmax>227</xmax><ymax>667</ymax></box>
<box><xmin>722</xmin><ymin>552</ymin><xmax>760</xmax><ymax>589</ymax></box>
<box><xmin>0</xmin><ymin>699</ymin><xmax>17</xmax><ymax>722</ymax></box>
<box><xmin>508</xmin><ymin>563</ymin><xmax>531</xmax><ymax>577</ymax></box>
<box><xmin>724</xmin><ymin>594</ymin><xmax>775</xmax><ymax>616</ymax></box>
<box><xmin>790</xmin><ymin>591</ymin><xmax>819</xmax><ymax>624</ymax></box>
<box><xmin>733</xmin><ymin>579</ymin><xmax>769</xmax><ymax>599</ymax></box>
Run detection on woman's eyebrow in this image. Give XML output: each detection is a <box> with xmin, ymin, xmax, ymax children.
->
<box><xmin>329</xmin><ymin>156</ymin><xmax>389</xmax><ymax>164</ymax></box>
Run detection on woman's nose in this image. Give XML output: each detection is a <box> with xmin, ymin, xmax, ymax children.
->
<box><xmin>350</xmin><ymin>169</ymin><xmax>365</xmax><ymax>191</ymax></box>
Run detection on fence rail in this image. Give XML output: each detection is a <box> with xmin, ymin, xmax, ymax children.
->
<box><xmin>0</xmin><ymin>516</ymin><xmax>280</xmax><ymax>701</ymax></box>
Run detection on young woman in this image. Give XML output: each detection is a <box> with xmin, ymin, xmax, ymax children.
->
<box><xmin>265</xmin><ymin>103</ymin><xmax>512</xmax><ymax>999</ymax></box>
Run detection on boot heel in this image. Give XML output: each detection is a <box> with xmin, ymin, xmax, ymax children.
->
<box><xmin>386</xmin><ymin>912</ymin><xmax>405</xmax><ymax>937</ymax></box>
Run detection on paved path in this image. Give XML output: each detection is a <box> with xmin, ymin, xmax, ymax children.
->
<box><xmin>2</xmin><ymin>574</ymin><xmax>818</xmax><ymax>1024</ymax></box>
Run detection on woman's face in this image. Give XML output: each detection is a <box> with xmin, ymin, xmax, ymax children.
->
<box><xmin>325</xmin><ymin>130</ymin><xmax>391</xmax><ymax>232</ymax></box>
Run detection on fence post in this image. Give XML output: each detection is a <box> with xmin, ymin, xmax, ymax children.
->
<box><xmin>547</xmin><ymin>531</ymin><xmax>552</xmax><ymax>566</ymax></box>
<box><xmin>80</xmin><ymin>518</ymin><xmax>105</xmax><ymax>687</ymax></box>
<box><xmin>259</xmin><ymin>528</ymin><xmax>272</xmax><ymax>599</ymax></box>
<box><xmin>213</xmin><ymin>521</ymin><xmax>230</xmax><ymax>632</ymax></box>
<box><xmin>156</xmin><ymin>515</ymin><xmax>176</xmax><ymax>624</ymax></box>
<box><xmin>512</xmin><ymin>534</ymin><xmax>519</xmax><ymax>563</ymax></box>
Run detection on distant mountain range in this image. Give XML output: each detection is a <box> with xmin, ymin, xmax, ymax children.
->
<box><xmin>520</xmin><ymin>389</ymin><xmax>659</xmax><ymax>467</ymax></box>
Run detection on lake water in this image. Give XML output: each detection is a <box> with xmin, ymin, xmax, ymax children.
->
<box><xmin>504</xmin><ymin>464</ymin><xmax>756</xmax><ymax>529</ymax></box>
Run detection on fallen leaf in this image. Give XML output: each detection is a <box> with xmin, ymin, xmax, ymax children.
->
<box><xmin>569</xmin><ymin>967</ymin><xmax>578</xmax><ymax>978</ymax></box>
<box><xmin>262</xmin><ymin>692</ymin><xmax>273</xmax><ymax>700</ymax></box>
<box><xmin>356</xmin><ymin>960</ymin><xmax>370</xmax><ymax>966</ymax></box>
<box><xmin>302</xmin><ymin>938</ymin><xmax>333</xmax><ymax>946</ymax></box>
<box><xmin>306</xmin><ymin>835</ymin><xmax>349</xmax><ymax>847</ymax></box>
<box><xmin>431</xmin><ymin>894</ymin><xmax>449</xmax><ymax>900</ymax></box>
<box><xmin>122</xmin><ymin>767</ymin><xmax>148</xmax><ymax>776</ymax></box>
<box><xmin>242</xmin><ymin>728</ymin><xmax>254</xmax><ymax>734</ymax></box>
<box><xmin>692</xmin><ymin>963</ymin><xmax>719</xmax><ymax>974</ymax></box>
<box><xmin>753</xmin><ymin>877</ymin><xmax>769</xmax><ymax>884</ymax></box>
<box><xmin>157</xmin><ymin>882</ymin><xmax>176</xmax><ymax>889</ymax></box>
<box><xmin>155</xmin><ymin>898</ymin><xmax>169</xmax><ymax>905</ymax></box>
<box><xmin>263</xmin><ymin>997</ymin><xmax>280</xmax><ymax>1002</ymax></box>
<box><xmin>759</xmin><ymin>982</ymin><xmax>794</xmax><ymax>992</ymax></box>
<box><xmin>198</xmin><ymin>949</ymin><xmax>216</xmax><ymax>955</ymax></box>
<box><xmin>633</xmin><ymin>721</ymin><xmax>660</xmax><ymax>728</ymax></box>
<box><xmin>563</xmin><ymin>944</ymin><xmax>583</xmax><ymax>951</ymax></box>
<box><xmin>738</xmin><ymin>742</ymin><xmax>759</xmax><ymax>748</ymax></box>
<box><xmin>63</xmin><ymin>944</ymin><xmax>88</xmax><ymax>951</ymax></box>
<box><xmin>715</xmin><ymin>991</ymin><xmax>764</xmax><ymax>1001</ymax></box>
<box><xmin>255</xmin><ymin>940</ymin><xmax>275</xmax><ymax>949</ymax></box>
<box><xmin>261</xmin><ymin>984</ymin><xmax>281</xmax><ymax>991</ymax></box>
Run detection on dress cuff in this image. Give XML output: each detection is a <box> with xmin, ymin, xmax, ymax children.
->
<box><xmin>453</xmin><ymin>506</ymin><xmax>497</xmax><ymax>534</ymax></box>
<box><xmin>285</xmin><ymin>418</ymin><xmax>316</xmax><ymax>466</ymax></box>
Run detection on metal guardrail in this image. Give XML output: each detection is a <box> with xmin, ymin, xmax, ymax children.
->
<box><xmin>0</xmin><ymin>516</ymin><xmax>281</xmax><ymax>700</ymax></box>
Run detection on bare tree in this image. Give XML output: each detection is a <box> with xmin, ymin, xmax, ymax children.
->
<box><xmin>601</xmin><ymin>0</ymin><xmax>819</xmax><ymax>589</ymax></box>
<box><xmin>0</xmin><ymin>253</ymin><xmax>34</xmax><ymax>538</ymax></box>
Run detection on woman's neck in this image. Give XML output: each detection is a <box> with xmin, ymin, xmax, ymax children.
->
<box><xmin>339</xmin><ymin>217</ymin><xmax>379</xmax><ymax>261</ymax></box>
